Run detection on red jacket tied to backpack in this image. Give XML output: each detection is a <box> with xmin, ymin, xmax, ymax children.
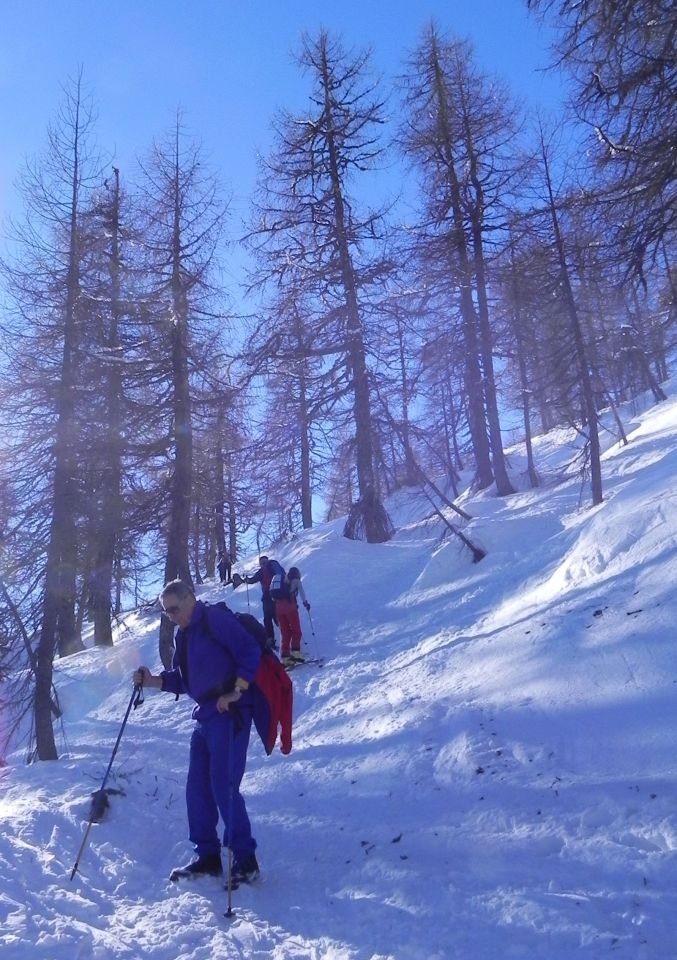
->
<box><xmin>251</xmin><ymin>652</ymin><xmax>293</xmax><ymax>754</ymax></box>
<box><xmin>200</xmin><ymin>602</ymin><xmax>293</xmax><ymax>755</ymax></box>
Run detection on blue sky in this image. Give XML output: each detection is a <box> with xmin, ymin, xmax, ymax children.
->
<box><xmin>0</xmin><ymin>0</ymin><xmax>565</xmax><ymax>232</ymax></box>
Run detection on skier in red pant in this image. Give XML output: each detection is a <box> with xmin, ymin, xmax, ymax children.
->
<box><xmin>276</xmin><ymin>566</ymin><xmax>311</xmax><ymax>668</ymax></box>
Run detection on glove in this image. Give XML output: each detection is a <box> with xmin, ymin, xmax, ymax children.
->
<box><xmin>303</xmin><ymin>601</ymin><xmax>311</xmax><ymax>611</ymax></box>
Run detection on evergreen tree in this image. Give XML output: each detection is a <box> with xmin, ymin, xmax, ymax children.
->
<box><xmin>528</xmin><ymin>0</ymin><xmax>676</xmax><ymax>280</ymax></box>
<box><xmin>398</xmin><ymin>24</ymin><xmax>518</xmax><ymax>495</ymax></box>
<box><xmin>246</xmin><ymin>30</ymin><xmax>394</xmax><ymax>543</ymax></box>
<box><xmin>137</xmin><ymin>115</ymin><xmax>228</xmax><ymax>668</ymax></box>
<box><xmin>0</xmin><ymin>75</ymin><xmax>104</xmax><ymax>758</ymax></box>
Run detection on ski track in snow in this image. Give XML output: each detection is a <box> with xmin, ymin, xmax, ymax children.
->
<box><xmin>2</xmin><ymin>390</ymin><xmax>677</xmax><ymax>958</ymax></box>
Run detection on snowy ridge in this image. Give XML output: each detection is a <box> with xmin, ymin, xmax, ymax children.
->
<box><xmin>2</xmin><ymin>389</ymin><xmax>677</xmax><ymax>959</ymax></box>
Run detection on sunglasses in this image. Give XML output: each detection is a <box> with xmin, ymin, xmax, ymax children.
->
<box><xmin>162</xmin><ymin>601</ymin><xmax>182</xmax><ymax>616</ymax></box>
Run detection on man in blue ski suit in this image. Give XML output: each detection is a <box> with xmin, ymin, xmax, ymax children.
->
<box><xmin>134</xmin><ymin>579</ymin><xmax>261</xmax><ymax>886</ymax></box>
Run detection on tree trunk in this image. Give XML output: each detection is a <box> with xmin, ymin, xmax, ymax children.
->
<box><xmin>509</xmin><ymin>245</ymin><xmax>539</xmax><ymax>488</ymax></box>
<box><xmin>298</xmin><ymin>370</ymin><xmax>313</xmax><ymax>529</ymax></box>
<box><xmin>430</xmin><ymin>46</ymin><xmax>493</xmax><ymax>489</ymax></box>
<box><xmin>226</xmin><ymin>462</ymin><xmax>238</xmax><ymax>561</ymax></box>
<box><xmin>460</xmin><ymin>96</ymin><xmax>514</xmax><ymax>496</ymax></box>
<box><xmin>317</xmin><ymin>41</ymin><xmax>391</xmax><ymax>542</ymax></box>
<box><xmin>34</xmin><ymin>82</ymin><xmax>90</xmax><ymax>759</ymax></box>
<box><xmin>91</xmin><ymin>167</ymin><xmax>124</xmax><ymax>648</ymax></box>
<box><xmin>159</xmin><ymin>132</ymin><xmax>194</xmax><ymax>669</ymax></box>
<box><xmin>541</xmin><ymin>136</ymin><xmax>603</xmax><ymax>505</ymax></box>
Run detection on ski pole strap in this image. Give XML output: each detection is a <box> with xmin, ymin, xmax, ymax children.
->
<box><xmin>133</xmin><ymin>682</ymin><xmax>144</xmax><ymax>709</ymax></box>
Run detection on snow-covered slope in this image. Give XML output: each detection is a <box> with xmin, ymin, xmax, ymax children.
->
<box><xmin>2</xmin><ymin>390</ymin><xmax>677</xmax><ymax>959</ymax></box>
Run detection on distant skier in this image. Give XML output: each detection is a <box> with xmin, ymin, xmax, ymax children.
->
<box><xmin>217</xmin><ymin>550</ymin><xmax>232</xmax><ymax>585</ymax></box>
<box><xmin>235</xmin><ymin>556</ymin><xmax>279</xmax><ymax>648</ymax></box>
<box><xmin>288</xmin><ymin>566</ymin><xmax>310</xmax><ymax>613</ymax></box>
<box><xmin>277</xmin><ymin>566</ymin><xmax>310</xmax><ymax>668</ymax></box>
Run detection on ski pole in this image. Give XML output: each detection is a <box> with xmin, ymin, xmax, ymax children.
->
<box><xmin>305</xmin><ymin>606</ymin><xmax>315</xmax><ymax>636</ymax></box>
<box><xmin>70</xmin><ymin>681</ymin><xmax>144</xmax><ymax>881</ymax></box>
<box><xmin>225</xmin><ymin>715</ymin><xmax>236</xmax><ymax>919</ymax></box>
<box><xmin>304</xmin><ymin>606</ymin><xmax>320</xmax><ymax>661</ymax></box>
<box><xmin>245</xmin><ymin>578</ymin><xmax>250</xmax><ymax>613</ymax></box>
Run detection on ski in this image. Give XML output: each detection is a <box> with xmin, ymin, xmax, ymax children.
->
<box><xmin>284</xmin><ymin>656</ymin><xmax>325</xmax><ymax>670</ymax></box>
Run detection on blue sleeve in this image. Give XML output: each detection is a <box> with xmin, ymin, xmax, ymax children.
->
<box><xmin>205</xmin><ymin>607</ymin><xmax>261</xmax><ymax>683</ymax></box>
<box><xmin>244</xmin><ymin>569</ymin><xmax>262</xmax><ymax>585</ymax></box>
<box><xmin>160</xmin><ymin>667</ymin><xmax>185</xmax><ymax>696</ymax></box>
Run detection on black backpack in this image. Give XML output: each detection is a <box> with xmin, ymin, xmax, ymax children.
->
<box><xmin>224</xmin><ymin>606</ymin><xmax>269</xmax><ymax>649</ymax></box>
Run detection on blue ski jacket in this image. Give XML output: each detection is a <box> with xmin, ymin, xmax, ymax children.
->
<box><xmin>160</xmin><ymin>600</ymin><xmax>261</xmax><ymax>721</ymax></box>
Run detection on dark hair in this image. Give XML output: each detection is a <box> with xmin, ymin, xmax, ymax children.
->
<box><xmin>288</xmin><ymin>566</ymin><xmax>300</xmax><ymax>580</ymax></box>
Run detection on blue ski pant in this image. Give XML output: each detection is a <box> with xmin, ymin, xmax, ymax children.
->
<box><xmin>186</xmin><ymin>707</ymin><xmax>256</xmax><ymax>863</ymax></box>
